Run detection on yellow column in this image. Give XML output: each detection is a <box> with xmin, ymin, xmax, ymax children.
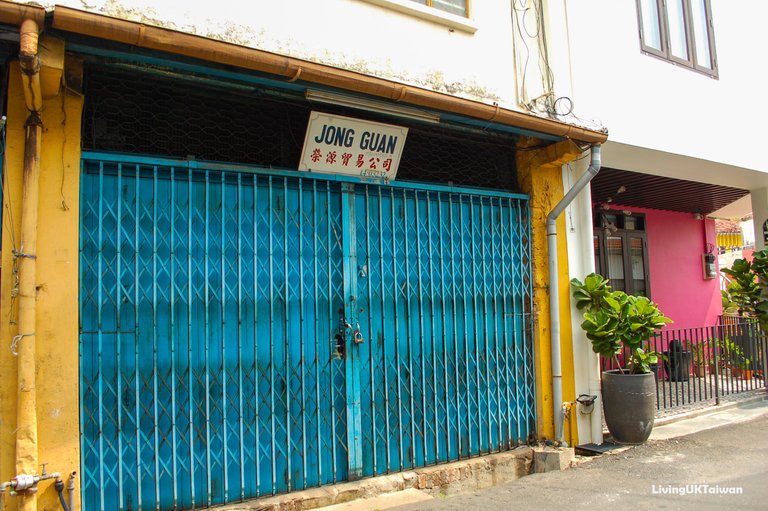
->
<box><xmin>0</xmin><ymin>55</ymin><xmax>83</xmax><ymax>510</ymax></box>
<box><xmin>517</xmin><ymin>139</ymin><xmax>584</xmax><ymax>443</ymax></box>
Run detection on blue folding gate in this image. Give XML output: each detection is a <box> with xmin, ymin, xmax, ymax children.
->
<box><xmin>79</xmin><ymin>154</ymin><xmax>535</xmax><ymax>510</ymax></box>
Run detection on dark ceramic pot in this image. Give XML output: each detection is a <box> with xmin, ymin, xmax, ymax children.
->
<box><xmin>602</xmin><ymin>369</ymin><xmax>656</xmax><ymax>444</ymax></box>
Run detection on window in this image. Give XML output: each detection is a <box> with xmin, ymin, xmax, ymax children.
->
<box><xmin>635</xmin><ymin>0</ymin><xmax>717</xmax><ymax>76</ymax></box>
<box><xmin>359</xmin><ymin>0</ymin><xmax>477</xmax><ymax>33</ymax></box>
<box><xmin>412</xmin><ymin>0</ymin><xmax>468</xmax><ymax>17</ymax></box>
<box><xmin>594</xmin><ymin>212</ymin><xmax>651</xmax><ymax>297</ymax></box>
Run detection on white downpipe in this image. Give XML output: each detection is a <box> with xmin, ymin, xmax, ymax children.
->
<box><xmin>547</xmin><ymin>145</ymin><xmax>601</xmax><ymax>444</ymax></box>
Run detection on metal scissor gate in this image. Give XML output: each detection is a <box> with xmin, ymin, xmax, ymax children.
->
<box><xmin>79</xmin><ymin>154</ymin><xmax>535</xmax><ymax>510</ymax></box>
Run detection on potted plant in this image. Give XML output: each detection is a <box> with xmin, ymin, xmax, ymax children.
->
<box><xmin>692</xmin><ymin>341</ymin><xmax>710</xmax><ymax>377</ymax></box>
<box><xmin>572</xmin><ymin>273</ymin><xmax>672</xmax><ymax>444</ymax></box>
<box><xmin>664</xmin><ymin>339</ymin><xmax>691</xmax><ymax>382</ymax></box>
<box><xmin>719</xmin><ymin>337</ymin><xmax>751</xmax><ymax>378</ymax></box>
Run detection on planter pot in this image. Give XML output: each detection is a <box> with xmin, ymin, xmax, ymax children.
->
<box><xmin>663</xmin><ymin>349</ymin><xmax>691</xmax><ymax>382</ymax></box>
<box><xmin>601</xmin><ymin>370</ymin><xmax>656</xmax><ymax>445</ymax></box>
<box><xmin>694</xmin><ymin>364</ymin><xmax>707</xmax><ymax>377</ymax></box>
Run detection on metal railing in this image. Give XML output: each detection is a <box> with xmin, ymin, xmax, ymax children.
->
<box><xmin>601</xmin><ymin>318</ymin><xmax>767</xmax><ymax>415</ymax></box>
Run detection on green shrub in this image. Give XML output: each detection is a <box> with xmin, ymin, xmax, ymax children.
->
<box><xmin>571</xmin><ymin>273</ymin><xmax>672</xmax><ymax>374</ymax></box>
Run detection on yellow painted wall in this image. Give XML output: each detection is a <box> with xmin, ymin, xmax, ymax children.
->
<box><xmin>0</xmin><ymin>60</ymin><xmax>82</xmax><ymax>511</ymax></box>
<box><xmin>516</xmin><ymin>139</ymin><xmax>583</xmax><ymax>444</ymax></box>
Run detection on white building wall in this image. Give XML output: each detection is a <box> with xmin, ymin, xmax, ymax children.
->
<box><xmin>554</xmin><ymin>0</ymin><xmax>768</xmax><ymax>188</ymax></box>
<box><xmin>563</xmin><ymin>1</ymin><xmax>768</xmax><ymax>172</ymax></box>
<box><xmin>562</xmin><ymin>157</ymin><xmax>603</xmax><ymax>445</ymax></box>
<box><xmin>45</xmin><ymin>0</ymin><xmax>523</xmax><ymax>109</ymax></box>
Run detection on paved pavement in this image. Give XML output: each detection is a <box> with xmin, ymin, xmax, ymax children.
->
<box><xmin>377</xmin><ymin>398</ymin><xmax>768</xmax><ymax>511</ymax></box>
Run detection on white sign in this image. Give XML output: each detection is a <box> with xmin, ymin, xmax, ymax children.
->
<box><xmin>298</xmin><ymin>111</ymin><xmax>408</xmax><ymax>180</ymax></box>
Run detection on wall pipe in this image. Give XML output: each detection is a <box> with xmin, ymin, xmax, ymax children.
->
<box><xmin>547</xmin><ymin>144</ymin><xmax>601</xmax><ymax>445</ymax></box>
<box><xmin>15</xmin><ymin>16</ymin><xmax>43</xmax><ymax>511</ymax></box>
<box><xmin>0</xmin><ymin>472</ymin><xmax>70</xmax><ymax>511</ymax></box>
<box><xmin>67</xmin><ymin>471</ymin><xmax>76</xmax><ymax>511</ymax></box>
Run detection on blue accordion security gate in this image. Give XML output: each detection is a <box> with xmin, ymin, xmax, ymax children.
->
<box><xmin>79</xmin><ymin>154</ymin><xmax>535</xmax><ymax>510</ymax></box>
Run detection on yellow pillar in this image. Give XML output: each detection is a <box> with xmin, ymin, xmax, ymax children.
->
<box><xmin>0</xmin><ymin>54</ymin><xmax>83</xmax><ymax>510</ymax></box>
<box><xmin>517</xmin><ymin>139</ymin><xmax>584</xmax><ymax>443</ymax></box>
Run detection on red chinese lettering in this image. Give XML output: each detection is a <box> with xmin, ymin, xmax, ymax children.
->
<box><xmin>383</xmin><ymin>159</ymin><xmax>393</xmax><ymax>172</ymax></box>
<box><xmin>368</xmin><ymin>157</ymin><xmax>380</xmax><ymax>170</ymax></box>
<box><xmin>342</xmin><ymin>153</ymin><xmax>353</xmax><ymax>166</ymax></box>
<box><xmin>356</xmin><ymin>154</ymin><xmax>365</xmax><ymax>168</ymax></box>
<box><xmin>326</xmin><ymin>151</ymin><xmax>337</xmax><ymax>164</ymax></box>
<box><xmin>311</xmin><ymin>148</ymin><xmax>322</xmax><ymax>162</ymax></box>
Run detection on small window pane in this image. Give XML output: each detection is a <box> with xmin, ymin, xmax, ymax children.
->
<box><xmin>630</xmin><ymin>237</ymin><xmax>647</xmax><ymax>296</ymax></box>
<box><xmin>666</xmin><ymin>0</ymin><xmax>690</xmax><ymax>60</ymax></box>
<box><xmin>607</xmin><ymin>237</ymin><xmax>626</xmax><ymax>291</ymax></box>
<box><xmin>690</xmin><ymin>0</ymin><xmax>712</xmax><ymax>68</ymax></box>
<box><xmin>639</xmin><ymin>0</ymin><xmax>663</xmax><ymax>50</ymax></box>
<box><xmin>431</xmin><ymin>0</ymin><xmax>467</xmax><ymax>17</ymax></box>
<box><xmin>594</xmin><ymin>236</ymin><xmax>602</xmax><ymax>275</ymax></box>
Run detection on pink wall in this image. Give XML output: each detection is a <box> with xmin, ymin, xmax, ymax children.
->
<box><xmin>614</xmin><ymin>206</ymin><xmax>722</xmax><ymax>329</ymax></box>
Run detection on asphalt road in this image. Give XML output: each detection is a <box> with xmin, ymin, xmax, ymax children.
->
<box><xmin>391</xmin><ymin>414</ymin><xmax>768</xmax><ymax>511</ymax></box>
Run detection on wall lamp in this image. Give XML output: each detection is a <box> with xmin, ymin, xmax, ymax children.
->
<box><xmin>305</xmin><ymin>89</ymin><xmax>441</xmax><ymax>124</ymax></box>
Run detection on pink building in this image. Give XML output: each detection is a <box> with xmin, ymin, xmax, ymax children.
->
<box><xmin>589</xmin><ymin>168</ymin><xmax>747</xmax><ymax>330</ymax></box>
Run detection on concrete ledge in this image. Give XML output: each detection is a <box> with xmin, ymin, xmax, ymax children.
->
<box><xmin>218</xmin><ymin>447</ymin><xmax>535</xmax><ymax>510</ymax></box>
<box><xmin>532</xmin><ymin>447</ymin><xmax>575</xmax><ymax>473</ymax></box>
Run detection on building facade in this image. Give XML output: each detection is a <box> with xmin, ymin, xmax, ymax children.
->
<box><xmin>538</xmin><ymin>0</ymin><xmax>768</xmax><ymax>445</ymax></box>
<box><xmin>0</xmin><ymin>1</ymin><xmax>607</xmax><ymax>510</ymax></box>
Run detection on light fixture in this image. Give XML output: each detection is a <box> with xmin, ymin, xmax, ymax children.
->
<box><xmin>305</xmin><ymin>89</ymin><xmax>441</xmax><ymax>124</ymax></box>
<box><xmin>693</xmin><ymin>213</ymin><xmax>704</xmax><ymax>220</ymax></box>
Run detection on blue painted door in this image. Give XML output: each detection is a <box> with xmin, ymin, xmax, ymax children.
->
<box><xmin>347</xmin><ymin>184</ymin><xmax>536</xmax><ymax>478</ymax></box>
<box><xmin>79</xmin><ymin>155</ymin><xmax>534</xmax><ymax>510</ymax></box>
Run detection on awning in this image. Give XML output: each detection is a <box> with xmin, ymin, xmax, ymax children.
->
<box><xmin>591</xmin><ymin>167</ymin><xmax>750</xmax><ymax>215</ymax></box>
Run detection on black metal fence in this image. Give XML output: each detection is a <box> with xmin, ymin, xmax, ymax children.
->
<box><xmin>601</xmin><ymin>317</ymin><xmax>767</xmax><ymax>415</ymax></box>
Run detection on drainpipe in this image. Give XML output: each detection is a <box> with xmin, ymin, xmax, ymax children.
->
<box><xmin>547</xmin><ymin>144</ymin><xmax>601</xmax><ymax>445</ymax></box>
<box><xmin>15</xmin><ymin>16</ymin><xmax>43</xmax><ymax>511</ymax></box>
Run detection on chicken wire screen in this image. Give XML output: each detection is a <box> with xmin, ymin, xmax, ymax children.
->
<box><xmin>82</xmin><ymin>65</ymin><xmax>518</xmax><ymax>190</ymax></box>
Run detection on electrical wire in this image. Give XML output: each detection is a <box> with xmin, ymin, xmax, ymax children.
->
<box><xmin>0</xmin><ymin>62</ymin><xmax>23</xmax><ymax>329</ymax></box>
<box><xmin>511</xmin><ymin>0</ymin><xmax>556</xmax><ymax>116</ymax></box>
<box><xmin>0</xmin><ymin>106</ymin><xmax>17</xmax><ymax>251</ymax></box>
<box><xmin>510</xmin><ymin>0</ymin><xmax>607</xmax><ymax>134</ymax></box>
<box><xmin>0</xmin><ymin>117</ymin><xmax>21</xmax><ymax>328</ymax></box>
<box><xmin>511</xmin><ymin>1</ymin><xmax>532</xmax><ymax>108</ymax></box>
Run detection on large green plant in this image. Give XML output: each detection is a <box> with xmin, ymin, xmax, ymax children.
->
<box><xmin>722</xmin><ymin>248</ymin><xmax>768</xmax><ymax>332</ymax></box>
<box><xmin>571</xmin><ymin>273</ymin><xmax>672</xmax><ymax>374</ymax></box>
<box><xmin>719</xmin><ymin>337</ymin><xmax>750</xmax><ymax>370</ymax></box>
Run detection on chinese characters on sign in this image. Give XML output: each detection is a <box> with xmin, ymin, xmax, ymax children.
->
<box><xmin>299</xmin><ymin>112</ymin><xmax>408</xmax><ymax>180</ymax></box>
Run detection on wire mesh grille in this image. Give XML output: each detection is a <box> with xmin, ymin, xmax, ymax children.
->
<box><xmin>82</xmin><ymin>65</ymin><xmax>518</xmax><ymax>190</ymax></box>
<box><xmin>82</xmin><ymin>66</ymin><xmax>308</xmax><ymax>167</ymax></box>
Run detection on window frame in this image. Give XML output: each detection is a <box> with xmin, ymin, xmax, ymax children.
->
<box><xmin>420</xmin><ymin>0</ymin><xmax>470</xmax><ymax>18</ymax></box>
<box><xmin>635</xmin><ymin>0</ymin><xmax>718</xmax><ymax>78</ymax></box>
<box><xmin>593</xmin><ymin>211</ymin><xmax>652</xmax><ymax>298</ymax></box>
<box><xmin>359</xmin><ymin>0</ymin><xmax>477</xmax><ymax>33</ymax></box>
